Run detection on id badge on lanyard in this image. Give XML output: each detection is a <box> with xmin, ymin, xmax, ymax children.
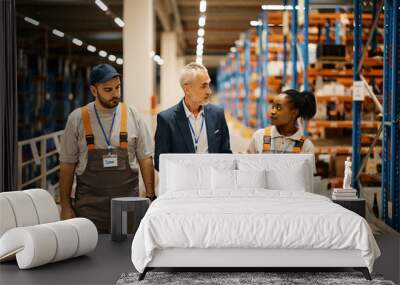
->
<box><xmin>94</xmin><ymin>104</ymin><xmax>119</xmax><ymax>168</ymax></box>
<box><xmin>103</xmin><ymin>152</ymin><xmax>118</xmax><ymax>168</ymax></box>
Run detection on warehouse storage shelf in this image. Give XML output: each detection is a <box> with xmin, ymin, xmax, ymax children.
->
<box><xmin>309</xmin><ymin>120</ymin><xmax>380</xmax><ymax>129</ymax></box>
<box><xmin>217</xmin><ymin>1</ymin><xmax>400</xmax><ymax>230</ymax></box>
<box><xmin>314</xmin><ymin>146</ymin><xmax>382</xmax><ymax>155</ymax></box>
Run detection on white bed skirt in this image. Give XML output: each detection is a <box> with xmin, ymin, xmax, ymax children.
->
<box><xmin>148</xmin><ymin>248</ymin><xmax>366</xmax><ymax>268</ymax></box>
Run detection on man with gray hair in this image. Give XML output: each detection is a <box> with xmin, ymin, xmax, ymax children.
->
<box><xmin>154</xmin><ymin>62</ymin><xmax>231</xmax><ymax>170</ymax></box>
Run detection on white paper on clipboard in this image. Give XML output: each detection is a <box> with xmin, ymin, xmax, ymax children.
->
<box><xmin>353</xmin><ymin>81</ymin><xmax>365</xmax><ymax>101</ymax></box>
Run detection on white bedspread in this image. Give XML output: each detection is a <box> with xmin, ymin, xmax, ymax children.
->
<box><xmin>131</xmin><ymin>190</ymin><xmax>380</xmax><ymax>273</ymax></box>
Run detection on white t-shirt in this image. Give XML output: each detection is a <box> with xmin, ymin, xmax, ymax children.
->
<box><xmin>59</xmin><ymin>102</ymin><xmax>154</xmax><ymax>175</ymax></box>
<box><xmin>247</xmin><ymin>125</ymin><xmax>314</xmax><ymax>154</ymax></box>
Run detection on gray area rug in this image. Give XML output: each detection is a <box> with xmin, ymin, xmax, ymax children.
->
<box><xmin>116</xmin><ymin>271</ymin><xmax>396</xmax><ymax>285</ymax></box>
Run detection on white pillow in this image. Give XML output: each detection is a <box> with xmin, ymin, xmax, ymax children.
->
<box><xmin>237</xmin><ymin>159</ymin><xmax>309</xmax><ymax>191</ymax></box>
<box><xmin>167</xmin><ymin>160</ymin><xmax>236</xmax><ymax>192</ymax></box>
<box><xmin>167</xmin><ymin>163</ymin><xmax>210</xmax><ymax>191</ymax></box>
<box><xmin>237</xmin><ymin>169</ymin><xmax>267</xmax><ymax>189</ymax></box>
<box><xmin>211</xmin><ymin>168</ymin><xmax>236</xmax><ymax>190</ymax></box>
<box><xmin>265</xmin><ymin>163</ymin><xmax>307</xmax><ymax>191</ymax></box>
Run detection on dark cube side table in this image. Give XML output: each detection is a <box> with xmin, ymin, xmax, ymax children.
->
<box><xmin>111</xmin><ymin>197</ymin><xmax>150</xmax><ymax>242</ymax></box>
<box><xmin>332</xmin><ymin>198</ymin><xmax>366</xmax><ymax>218</ymax></box>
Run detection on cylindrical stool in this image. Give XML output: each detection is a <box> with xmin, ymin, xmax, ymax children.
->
<box><xmin>111</xmin><ymin>197</ymin><xmax>150</xmax><ymax>242</ymax></box>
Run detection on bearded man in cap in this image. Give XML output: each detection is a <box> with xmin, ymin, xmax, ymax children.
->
<box><xmin>59</xmin><ymin>63</ymin><xmax>155</xmax><ymax>233</ymax></box>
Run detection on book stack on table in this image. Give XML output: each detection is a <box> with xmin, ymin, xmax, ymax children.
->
<box><xmin>332</xmin><ymin>188</ymin><xmax>358</xmax><ymax>200</ymax></box>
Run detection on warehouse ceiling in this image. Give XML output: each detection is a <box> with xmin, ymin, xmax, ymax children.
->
<box><xmin>16</xmin><ymin>0</ymin><xmax>353</xmax><ymax>64</ymax></box>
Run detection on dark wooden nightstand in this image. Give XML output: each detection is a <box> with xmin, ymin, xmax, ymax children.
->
<box><xmin>332</xmin><ymin>198</ymin><xmax>366</xmax><ymax>218</ymax></box>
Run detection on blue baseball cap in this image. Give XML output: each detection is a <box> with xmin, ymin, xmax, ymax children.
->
<box><xmin>89</xmin><ymin>64</ymin><xmax>120</xmax><ymax>86</ymax></box>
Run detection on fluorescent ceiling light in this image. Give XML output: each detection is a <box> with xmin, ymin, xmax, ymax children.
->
<box><xmin>198</xmin><ymin>16</ymin><xmax>206</xmax><ymax>27</ymax></box>
<box><xmin>197</xmin><ymin>37</ymin><xmax>204</xmax><ymax>45</ymax></box>
<box><xmin>87</xmin><ymin>45</ymin><xmax>96</xmax><ymax>52</ymax></box>
<box><xmin>116</xmin><ymin>58</ymin><xmax>123</xmax><ymax>65</ymax></box>
<box><xmin>72</xmin><ymin>38</ymin><xmax>83</xmax><ymax>46</ymax></box>
<box><xmin>250</xmin><ymin>20</ymin><xmax>262</xmax><ymax>27</ymax></box>
<box><xmin>52</xmin><ymin>29</ymin><xmax>65</xmax><ymax>38</ymax></box>
<box><xmin>261</xmin><ymin>5</ymin><xmax>298</xmax><ymax>10</ymax></box>
<box><xmin>24</xmin><ymin>17</ymin><xmax>39</xmax><ymax>26</ymax></box>
<box><xmin>197</xmin><ymin>28</ymin><xmax>205</xmax><ymax>37</ymax></box>
<box><xmin>261</xmin><ymin>5</ymin><xmax>285</xmax><ymax>10</ymax></box>
<box><xmin>95</xmin><ymin>0</ymin><xmax>108</xmax><ymax>12</ymax></box>
<box><xmin>108</xmin><ymin>54</ymin><xmax>116</xmax><ymax>61</ymax></box>
<box><xmin>114</xmin><ymin>17</ymin><xmax>125</xmax><ymax>28</ymax></box>
<box><xmin>99</xmin><ymin>50</ymin><xmax>107</xmax><ymax>57</ymax></box>
<box><xmin>199</xmin><ymin>0</ymin><xmax>207</xmax><ymax>13</ymax></box>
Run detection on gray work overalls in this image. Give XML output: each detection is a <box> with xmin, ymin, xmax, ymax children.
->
<box><xmin>73</xmin><ymin>103</ymin><xmax>138</xmax><ymax>233</ymax></box>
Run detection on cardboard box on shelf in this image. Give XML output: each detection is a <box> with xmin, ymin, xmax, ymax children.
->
<box><xmin>334</xmin><ymin>154</ymin><xmax>348</xmax><ymax>178</ymax></box>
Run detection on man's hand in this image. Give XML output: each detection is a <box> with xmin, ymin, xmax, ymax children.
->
<box><xmin>60</xmin><ymin>205</ymin><xmax>76</xmax><ymax>220</ymax></box>
<box><xmin>138</xmin><ymin>157</ymin><xmax>155</xmax><ymax>198</ymax></box>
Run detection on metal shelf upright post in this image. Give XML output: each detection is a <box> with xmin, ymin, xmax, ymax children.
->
<box><xmin>283</xmin><ymin>0</ymin><xmax>288</xmax><ymax>86</ymax></box>
<box><xmin>382</xmin><ymin>0</ymin><xmax>392</xmax><ymax>226</ymax></box>
<box><xmin>389</xmin><ymin>0</ymin><xmax>400</xmax><ymax>230</ymax></box>
<box><xmin>302</xmin><ymin>0</ymin><xmax>309</xmax><ymax>92</ymax></box>
<box><xmin>291</xmin><ymin>0</ymin><xmax>298</xmax><ymax>90</ymax></box>
<box><xmin>352</xmin><ymin>0</ymin><xmax>363</xmax><ymax>192</ymax></box>
<box><xmin>335</xmin><ymin>6</ymin><xmax>341</xmax><ymax>45</ymax></box>
<box><xmin>371</xmin><ymin>0</ymin><xmax>378</xmax><ymax>54</ymax></box>
<box><xmin>302</xmin><ymin>0</ymin><xmax>310</xmax><ymax>136</ymax></box>
<box><xmin>234</xmin><ymin>48</ymin><xmax>241</xmax><ymax>119</ymax></box>
<box><xmin>243</xmin><ymin>32</ymin><xmax>251</xmax><ymax>127</ymax></box>
<box><xmin>258</xmin><ymin>11</ymin><xmax>269</xmax><ymax>128</ymax></box>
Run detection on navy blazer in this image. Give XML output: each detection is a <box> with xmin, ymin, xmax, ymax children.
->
<box><xmin>154</xmin><ymin>100</ymin><xmax>232</xmax><ymax>170</ymax></box>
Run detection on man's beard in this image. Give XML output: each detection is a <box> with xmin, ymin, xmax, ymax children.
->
<box><xmin>98</xmin><ymin>94</ymin><xmax>120</xmax><ymax>109</ymax></box>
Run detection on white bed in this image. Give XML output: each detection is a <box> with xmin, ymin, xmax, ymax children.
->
<box><xmin>131</xmin><ymin>154</ymin><xmax>380</xmax><ymax>280</ymax></box>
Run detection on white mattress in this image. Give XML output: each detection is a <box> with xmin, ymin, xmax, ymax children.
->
<box><xmin>131</xmin><ymin>190</ymin><xmax>380</xmax><ymax>273</ymax></box>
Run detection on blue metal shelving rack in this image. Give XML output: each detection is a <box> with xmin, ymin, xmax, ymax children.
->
<box><xmin>382</xmin><ymin>0</ymin><xmax>400</xmax><ymax>230</ymax></box>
